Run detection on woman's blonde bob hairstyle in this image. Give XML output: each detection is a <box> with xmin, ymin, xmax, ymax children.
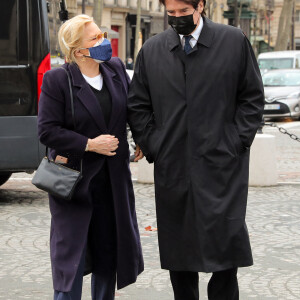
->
<box><xmin>58</xmin><ymin>14</ymin><xmax>94</xmax><ymax>63</ymax></box>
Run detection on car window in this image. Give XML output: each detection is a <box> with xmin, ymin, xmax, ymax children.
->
<box><xmin>262</xmin><ymin>72</ymin><xmax>300</xmax><ymax>86</ymax></box>
<box><xmin>258</xmin><ymin>58</ymin><xmax>294</xmax><ymax>70</ymax></box>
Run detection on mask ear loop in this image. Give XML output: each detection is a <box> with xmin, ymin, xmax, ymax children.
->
<box><xmin>76</xmin><ymin>48</ymin><xmax>93</xmax><ymax>60</ymax></box>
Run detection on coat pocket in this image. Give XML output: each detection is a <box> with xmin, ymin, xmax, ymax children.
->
<box><xmin>141</xmin><ymin>113</ymin><xmax>161</xmax><ymax>162</ymax></box>
<box><xmin>226</xmin><ymin>124</ymin><xmax>244</xmax><ymax>156</ymax></box>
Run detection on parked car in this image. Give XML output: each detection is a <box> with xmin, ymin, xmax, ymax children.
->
<box><xmin>50</xmin><ymin>56</ymin><xmax>65</xmax><ymax>68</ymax></box>
<box><xmin>258</xmin><ymin>51</ymin><xmax>300</xmax><ymax>75</ymax></box>
<box><xmin>262</xmin><ymin>69</ymin><xmax>300</xmax><ymax>119</ymax></box>
<box><xmin>0</xmin><ymin>0</ymin><xmax>51</xmax><ymax>186</ymax></box>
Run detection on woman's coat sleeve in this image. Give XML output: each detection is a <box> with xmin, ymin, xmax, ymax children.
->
<box><xmin>38</xmin><ymin>71</ymin><xmax>88</xmax><ymax>155</ymax></box>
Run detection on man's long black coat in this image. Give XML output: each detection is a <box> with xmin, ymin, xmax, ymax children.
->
<box><xmin>128</xmin><ymin>18</ymin><xmax>264</xmax><ymax>272</ymax></box>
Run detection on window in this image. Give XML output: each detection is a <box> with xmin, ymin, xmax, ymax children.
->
<box><xmin>0</xmin><ymin>1</ymin><xmax>18</xmax><ymax>65</ymax></box>
<box><xmin>295</xmin><ymin>10</ymin><xmax>300</xmax><ymax>22</ymax></box>
<box><xmin>258</xmin><ymin>58</ymin><xmax>294</xmax><ymax>70</ymax></box>
<box><xmin>264</xmin><ymin>19</ymin><xmax>268</xmax><ymax>35</ymax></box>
<box><xmin>262</xmin><ymin>71</ymin><xmax>300</xmax><ymax>86</ymax></box>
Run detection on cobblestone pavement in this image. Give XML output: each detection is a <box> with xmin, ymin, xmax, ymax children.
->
<box><xmin>0</xmin><ymin>121</ymin><xmax>299</xmax><ymax>300</ymax></box>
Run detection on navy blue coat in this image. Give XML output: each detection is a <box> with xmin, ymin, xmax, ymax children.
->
<box><xmin>38</xmin><ymin>58</ymin><xmax>144</xmax><ymax>292</ymax></box>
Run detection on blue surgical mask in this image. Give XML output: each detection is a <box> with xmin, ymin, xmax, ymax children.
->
<box><xmin>79</xmin><ymin>39</ymin><xmax>112</xmax><ymax>63</ymax></box>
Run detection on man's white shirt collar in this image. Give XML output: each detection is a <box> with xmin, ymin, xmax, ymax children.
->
<box><xmin>179</xmin><ymin>16</ymin><xmax>203</xmax><ymax>49</ymax></box>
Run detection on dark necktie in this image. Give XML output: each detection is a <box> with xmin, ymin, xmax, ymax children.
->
<box><xmin>184</xmin><ymin>35</ymin><xmax>193</xmax><ymax>54</ymax></box>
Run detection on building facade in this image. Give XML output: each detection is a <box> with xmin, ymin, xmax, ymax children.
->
<box><xmin>75</xmin><ymin>0</ymin><xmax>165</xmax><ymax>62</ymax></box>
<box><xmin>206</xmin><ymin>0</ymin><xmax>229</xmax><ymax>24</ymax></box>
<box><xmin>48</xmin><ymin>0</ymin><xmax>230</xmax><ymax>62</ymax></box>
<box><xmin>48</xmin><ymin>0</ymin><xmax>300</xmax><ymax>61</ymax></box>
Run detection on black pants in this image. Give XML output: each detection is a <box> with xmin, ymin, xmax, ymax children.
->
<box><xmin>169</xmin><ymin>268</ymin><xmax>239</xmax><ymax>300</ymax></box>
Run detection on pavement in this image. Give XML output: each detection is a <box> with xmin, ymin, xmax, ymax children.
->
<box><xmin>263</xmin><ymin>121</ymin><xmax>300</xmax><ymax>184</ymax></box>
<box><xmin>0</xmin><ymin>121</ymin><xmax>299</xmax><ymax>299</ymax></box>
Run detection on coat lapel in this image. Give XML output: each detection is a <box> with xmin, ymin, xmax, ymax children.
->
<box><xmin>67</xmin><ymin>63</ymin><xmax>108</xmax><ymax>133</ymax></box>
<box><xmin>196</xmin><ymin>17</ymin><xmax>214</xmax><ymax>49</ymax></box>
<box><xmin>100</xmin><ymin>63</ymin><xmax>124</xmax><ymax>131</ymax></box>
<box><xmin>167</xmin><ymin>27</ymin><xmax>181</xmax><ymax>52</ymax></box>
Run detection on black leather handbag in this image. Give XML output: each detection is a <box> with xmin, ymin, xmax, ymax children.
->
<box><xmin>32</xmin><ymin>68</ymin><xmax>83</xmax><ymax>201</ymax></box>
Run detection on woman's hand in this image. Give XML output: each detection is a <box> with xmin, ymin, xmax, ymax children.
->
<box><xmin>134</xmin><ymin>144</ymin><xmax>144</xmax><ymax>162</ymax></box>
<box><xmin>87</xmin><ymin>135</ymin><xmax>119</xmax><ymax>156</ymax></box>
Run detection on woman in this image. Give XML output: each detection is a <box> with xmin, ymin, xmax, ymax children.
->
<box><xmin>38</xmin><ymin>15</ymin><xmax>144</xmax><ymax>300</ymax></box>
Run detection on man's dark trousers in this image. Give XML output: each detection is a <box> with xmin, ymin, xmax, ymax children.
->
<box><xmin>169</xmin><ymin>268</ymin><xmax>239</xmax><ymax>300</ymax></box>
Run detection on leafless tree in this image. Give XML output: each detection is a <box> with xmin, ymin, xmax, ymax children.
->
<box><xmin>93</xmin><ymin>0</ymin><xmax>103</xmax><ymax>26</ymax></box>
<box><xmin>275</xmin><ymin>0</ymin><xmax>294</xmax><ymax>50</ymax></box>
<box><xmin>206</xmin><ymin>0</ymin><xmax>217</xmax><ymax>20</ymax></box>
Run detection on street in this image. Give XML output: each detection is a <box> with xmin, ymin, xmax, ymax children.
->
<box><xmin>0</xmin><ymin>121</ymin><xmax>299</xmax><ymax>299</ymax></box>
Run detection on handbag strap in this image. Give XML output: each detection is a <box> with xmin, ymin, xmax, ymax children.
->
<box><xmin>45</xmin><ymin>67</ymin><xmax>82</xmax><ymax>174</ymax></box>
<box><xmin>60</xmin><ymin>67</ymin><xmax>76</xmax><ymax>129</ymax></box>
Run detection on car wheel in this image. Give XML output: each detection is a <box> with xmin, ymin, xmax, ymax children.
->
<box><xmin>0</xmin><ymin>173</ymin><xmax>12</xmax><ymax>186</ymax></box>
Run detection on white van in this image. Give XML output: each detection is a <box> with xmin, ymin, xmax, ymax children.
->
<box><xmin>258</xmin><ymin>51</ymin><xmax>300</xmax><ymax>74</ymax></box>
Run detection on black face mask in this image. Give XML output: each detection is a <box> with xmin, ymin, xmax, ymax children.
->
<box><xmin>168</xmin><ymin>10</ymin><xmax>197</xmax><ymax>35</ymax></box>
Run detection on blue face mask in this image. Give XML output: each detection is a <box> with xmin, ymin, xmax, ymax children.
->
<box><xmin>80</xmin><ymin>39</ymin><xmax>112</xmax><ymax>63</ymax></box>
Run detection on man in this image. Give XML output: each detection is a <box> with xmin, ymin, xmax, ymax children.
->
<box><xmin>128</xmin><ymin>0</ymin><xmax>264</xmax><ymax>299</ymax></box>
<box><xmin>126</xmin><ymin>57</ymin><xmax>134</xmax><ymax>70</ymax></box>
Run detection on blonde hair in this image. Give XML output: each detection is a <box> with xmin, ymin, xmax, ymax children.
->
<box><xmin>58</xmin><ymin>14</ymin><xmax>93</xmax><ymax>63</ymax></box>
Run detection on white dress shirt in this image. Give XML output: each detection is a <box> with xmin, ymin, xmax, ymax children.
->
<box><xmin>179</xmin><ymin>16</ymin><xmax>204</xmax><ymax>49</ymax></box>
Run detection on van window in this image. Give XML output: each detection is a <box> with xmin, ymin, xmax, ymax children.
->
<box><xmin>0</xmin><ymin>0</ymin><xmax>28</xmax><ymax>65</ymax></box>
<box><xmin>0</xmin><ymin>1</ymin><xmax>18</xmax><ymax>65</ymax></box>
<box><xmin>258</xmin><ymin>58</ymin><xmax>294</xmax><ymax>70</ymax></box>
